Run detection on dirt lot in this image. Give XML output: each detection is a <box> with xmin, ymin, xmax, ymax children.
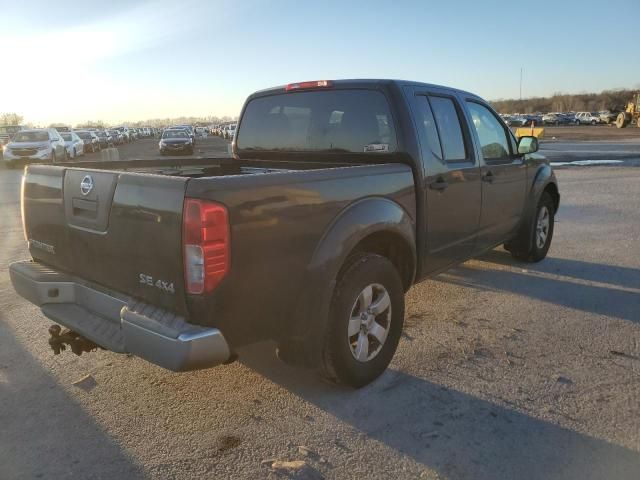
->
<box><xmin>539</xmin><ymin>125</ymin><xmax>640</xmax><ymax>141</ymax></box>
<box><xmin>1</xmin><ymin>140</ymin><xmax>639</xmax><ymax>479</ymax></box>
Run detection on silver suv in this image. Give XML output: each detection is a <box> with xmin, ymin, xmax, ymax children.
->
<box><xmin>2</xmin><ymin>128</ymin><xmax>67</xmax><ymax>166</ymax></box>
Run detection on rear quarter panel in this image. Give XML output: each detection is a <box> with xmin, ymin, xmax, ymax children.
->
<box><xmin>185</xmin><ymin>163</ymin><xmax>416</xmax><ymax>348</ymax></box>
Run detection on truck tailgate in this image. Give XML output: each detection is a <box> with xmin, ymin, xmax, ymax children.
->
<box><xmin>23</xmin><ymin>165</ymin><xmax>189</xmax><ymax>314</ymax></box>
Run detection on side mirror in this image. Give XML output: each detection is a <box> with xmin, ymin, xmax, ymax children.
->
<box><xmin>518</xmin><ymin>136</ymin><xmax>539</xmax><ymax>154</ymax></box>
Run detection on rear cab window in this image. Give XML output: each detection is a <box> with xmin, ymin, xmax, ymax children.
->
<box><xmin>236</xmin><ymin>89</ymin><xmax>397</xmax><ymax>154</ymax></box>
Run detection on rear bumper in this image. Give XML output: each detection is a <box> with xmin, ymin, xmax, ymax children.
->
<box><xmin>9</xmin><ymin>260</ymin><xmax>231</xmax><ymax>371</ymax></box>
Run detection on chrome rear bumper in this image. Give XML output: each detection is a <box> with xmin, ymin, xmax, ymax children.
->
<box><xmin>9</xmin><ymin>260</ymin><xmax>230</xmax><ymax>371</ymax></box>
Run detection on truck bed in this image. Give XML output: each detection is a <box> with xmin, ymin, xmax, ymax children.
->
<box><xmin>21</xmin><ymin>158</ymin><xmax>416</xmax><ymax>349</ymax></box>
<box><xmin>65</xmin><ymin>156</ymin><xmax>372</xmax><ymax>178</ymax></box>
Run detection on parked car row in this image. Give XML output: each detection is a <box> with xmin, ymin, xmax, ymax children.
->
<box><xmin>501</xmin><ymin>110</ymin><xmax>622</xmax><ymax>127</ymax></box>
<box><xmin>1</xmin><ymin>125</ymin><xmax>158</xmax><ymax>166</ymax></box>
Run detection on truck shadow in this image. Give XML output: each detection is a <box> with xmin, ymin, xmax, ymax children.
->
<box><xmin>481</xmin><ymin>249</ymin><xmax>640</xmax><ymax>290</ymax></box>
<box><xmin>436</xmin><ymin>252</ymin><xmax>640</xmax><ymax>323</ymax></box>
<box><xmin>0</xmin><ymin>313</ymin><xmax>145</xmax><ymax>480</ymax></box>
<box><xmin>240</xmin><ymin>342</ymin><xmax>640</xmax><ymax>480</ymax></box>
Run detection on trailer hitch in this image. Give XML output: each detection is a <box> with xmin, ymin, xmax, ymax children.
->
<box><xmin>48</xmin><ymin>325</ymin><xmax>103</xmax><ymax>356</ymax></box>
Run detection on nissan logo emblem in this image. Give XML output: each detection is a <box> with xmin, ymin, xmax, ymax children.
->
<box><xmin>80</xmin><ymin>175</ymin><xmax>94</xmax><ymax>196</ymax></box>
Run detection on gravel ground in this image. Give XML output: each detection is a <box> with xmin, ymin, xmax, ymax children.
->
<box><xmin>1</xmin><ymin>145</ymin><xmax>639</xmax><ymax>479</ymax></box>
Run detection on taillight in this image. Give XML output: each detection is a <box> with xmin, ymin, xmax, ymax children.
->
<box><xmin>183</xmin><ymin>198</ymin><xmax>230</xmax><ymax>294</ymax></box>
<box><xmin>285</xmin><ymin>80</ymin><xmax>333</xmax><ymax>91</ymax></box>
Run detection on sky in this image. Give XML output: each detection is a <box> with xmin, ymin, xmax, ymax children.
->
<box><xmin>3</xmin><ymin>0</ymin><xmax>639</xmax><ymax>126</ymax></box>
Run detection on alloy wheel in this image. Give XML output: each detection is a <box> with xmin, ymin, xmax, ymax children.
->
<box><xmin>347</xmin><ymin>283</ymin><xmax>392</xmax><ymax>362</ymax></box>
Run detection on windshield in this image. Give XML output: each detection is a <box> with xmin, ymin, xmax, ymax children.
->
<box><xmin>237</xmin><ymin>89</ymin><xmax>396</xmax><ymax>152</ymax></box>
<box><xmin>76</xmin><ymin>132</ymin><xmax>92</xmax><ymax>140</ymax></box>
<box><xmin>61</xmin><ymin>133</ymin><xmax>72</xmax><ymax>141</ymax></box>
<box><xmin>163</xmin><ymin>130</ymin><xmax>188</xmax><ymax>139</ymax></box>
<box><xmin>12</xmin><ymin>131</ymin><xmax>49</xmax><ymax>142</ymax></box>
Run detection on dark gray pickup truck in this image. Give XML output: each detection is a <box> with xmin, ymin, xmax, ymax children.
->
<box><xmin>10</xmin><ymin>79</ymin><xmax>559</xmax><ymax>387</ymax></box>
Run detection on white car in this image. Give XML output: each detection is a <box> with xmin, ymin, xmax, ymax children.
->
<box><xmin>60</xmin><ymin>131</ymin><xmax>85</xmax><ymax>159</ymax></box>
<box><xmin>223</xmin><ymin>124</ymin><xmax>237</xmax><ymax>139</ymax></box>
<box><xmin>195</xmin><ymin>126</ymin><xmax>208</xmax><ymax>137</ymax></box>
<box><xmin>574</xmin><ymin>112</ymin><xmax>601</xmax><ymax>125</ymax></box>
<box><xmin>2</xmin><ymin>128</ymin><xmax>67</xmax><ymax>165</ymax></box>
<box><xmin>114</xmin><ymin>126</ymin><xmax>132</xmax><ymax>142</ymax></box>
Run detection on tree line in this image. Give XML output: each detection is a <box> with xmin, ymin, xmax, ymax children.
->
<box><xmin>0</xmin><ymin>113</ymin><xmax>237</xmax><ymax>128</ymax></box>
<box><xmin>491</xmin><ymin>89</ymin><xmax>636</xmax><ymax>114</ymax></box>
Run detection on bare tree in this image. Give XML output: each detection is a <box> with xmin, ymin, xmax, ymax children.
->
<box><xmin>0</xmin><ymin>112</ymin><xmax>24</xmax><ymax>126</ymax></box>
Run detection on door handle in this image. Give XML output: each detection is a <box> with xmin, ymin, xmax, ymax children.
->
<box><xmin>482</xmin><ymin>171</ymin><xmax>495</xmax><ymax>183</ymax></box>
<box><xmin>429</xmin><ymin>177</ymin><xmax>448</xmax><ymax>191</ymax></box>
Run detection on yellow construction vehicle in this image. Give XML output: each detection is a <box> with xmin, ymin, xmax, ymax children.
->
<box><xmin>616</xmin><ymin>92</ymin><xmax>640</xmax><ymax>128</ymax></box>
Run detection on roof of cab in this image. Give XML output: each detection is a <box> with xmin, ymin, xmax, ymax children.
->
<box><xmin>248</xmin><ymin>79</ymin><xmax>482</xmax><ymax>100</ymax></box>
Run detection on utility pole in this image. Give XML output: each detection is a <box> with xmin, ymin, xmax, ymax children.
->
<box><xmin>519</xmin><ymin>67</ymin><xmax>523</xmax><ymax>101</ymax></box>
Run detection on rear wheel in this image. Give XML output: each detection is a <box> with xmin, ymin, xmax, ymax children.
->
<box><xmin>320</xmin><ymin>253</ymin><xmax>404</xmax><ymax>388</ymax></box>
<box><xmin>591</xmin><ymin>120</ymin><xmax>596</xmax><ymax>125</ymax></box>
<box><xmin>511</xmin><ymin>192</ymin><xmax>555</xmax><ymax>263</ymax></box>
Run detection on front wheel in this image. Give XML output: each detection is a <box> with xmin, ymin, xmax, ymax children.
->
<box><xmin>511</xmin><ymin>192</ymin><xmax>555</xmax><ymax>262</ymax></box>
<box><xmin>320</xmin><ymin>254</ymin><xmax>405</xmax><ymax>388</ymax></box>
<box><xmin>51</xmin><ymin>151</ymin><xmax>57</xmax><ymax>163</ymax></box>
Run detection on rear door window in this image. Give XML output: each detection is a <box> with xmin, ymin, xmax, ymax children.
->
<box><xmin>428</xmin><ymin>96</ymin><xmax>467</xmax><ymax>162</ymax></box>
<box><xmin>237</xmin><ymin>89</ymin><xmax>396</xmax><ymax>153</ymax></box>
<box><xmin>413</xmin><ymin>96</ymin><xmax>443</xmax><ymax>161</ymax></box>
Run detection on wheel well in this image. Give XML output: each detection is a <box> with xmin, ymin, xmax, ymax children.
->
<box><xmin>544</xmin><ymin>183</ymin><xmax>560</xmax><ymax>213</ymax></box>
<box><xmin>345</xmin><ymin>231</ymin><xmax>415</xmax><ymax>291</ymax></box>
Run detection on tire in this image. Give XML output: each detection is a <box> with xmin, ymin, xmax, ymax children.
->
<box><xmin>72</xmin><ymin>147</ymin><xmax>76</xmax><ymax>159</ymax></box>
<box><xmin>511</xmin><ymin>192</ymin><xmax>555</xmax><ymax>263</ymax></box>
<box><xmin>51</xmin><ymin>151</ymin><xmax>57</xmax><ymax>163</ymax></box>
<box><xmin>591</xmin><ymin>120</ymin><xmax>596</xmax><ymax>125</ymax></box>
<box><xmin>616</xmin><ymin>113</ymin><xmax>628</xmax><ymax>128</ymax></box>
<box><xmin>320</xmin><ymin>253</ymin><xmax>405</xmax><ymax>388</ymax></box>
